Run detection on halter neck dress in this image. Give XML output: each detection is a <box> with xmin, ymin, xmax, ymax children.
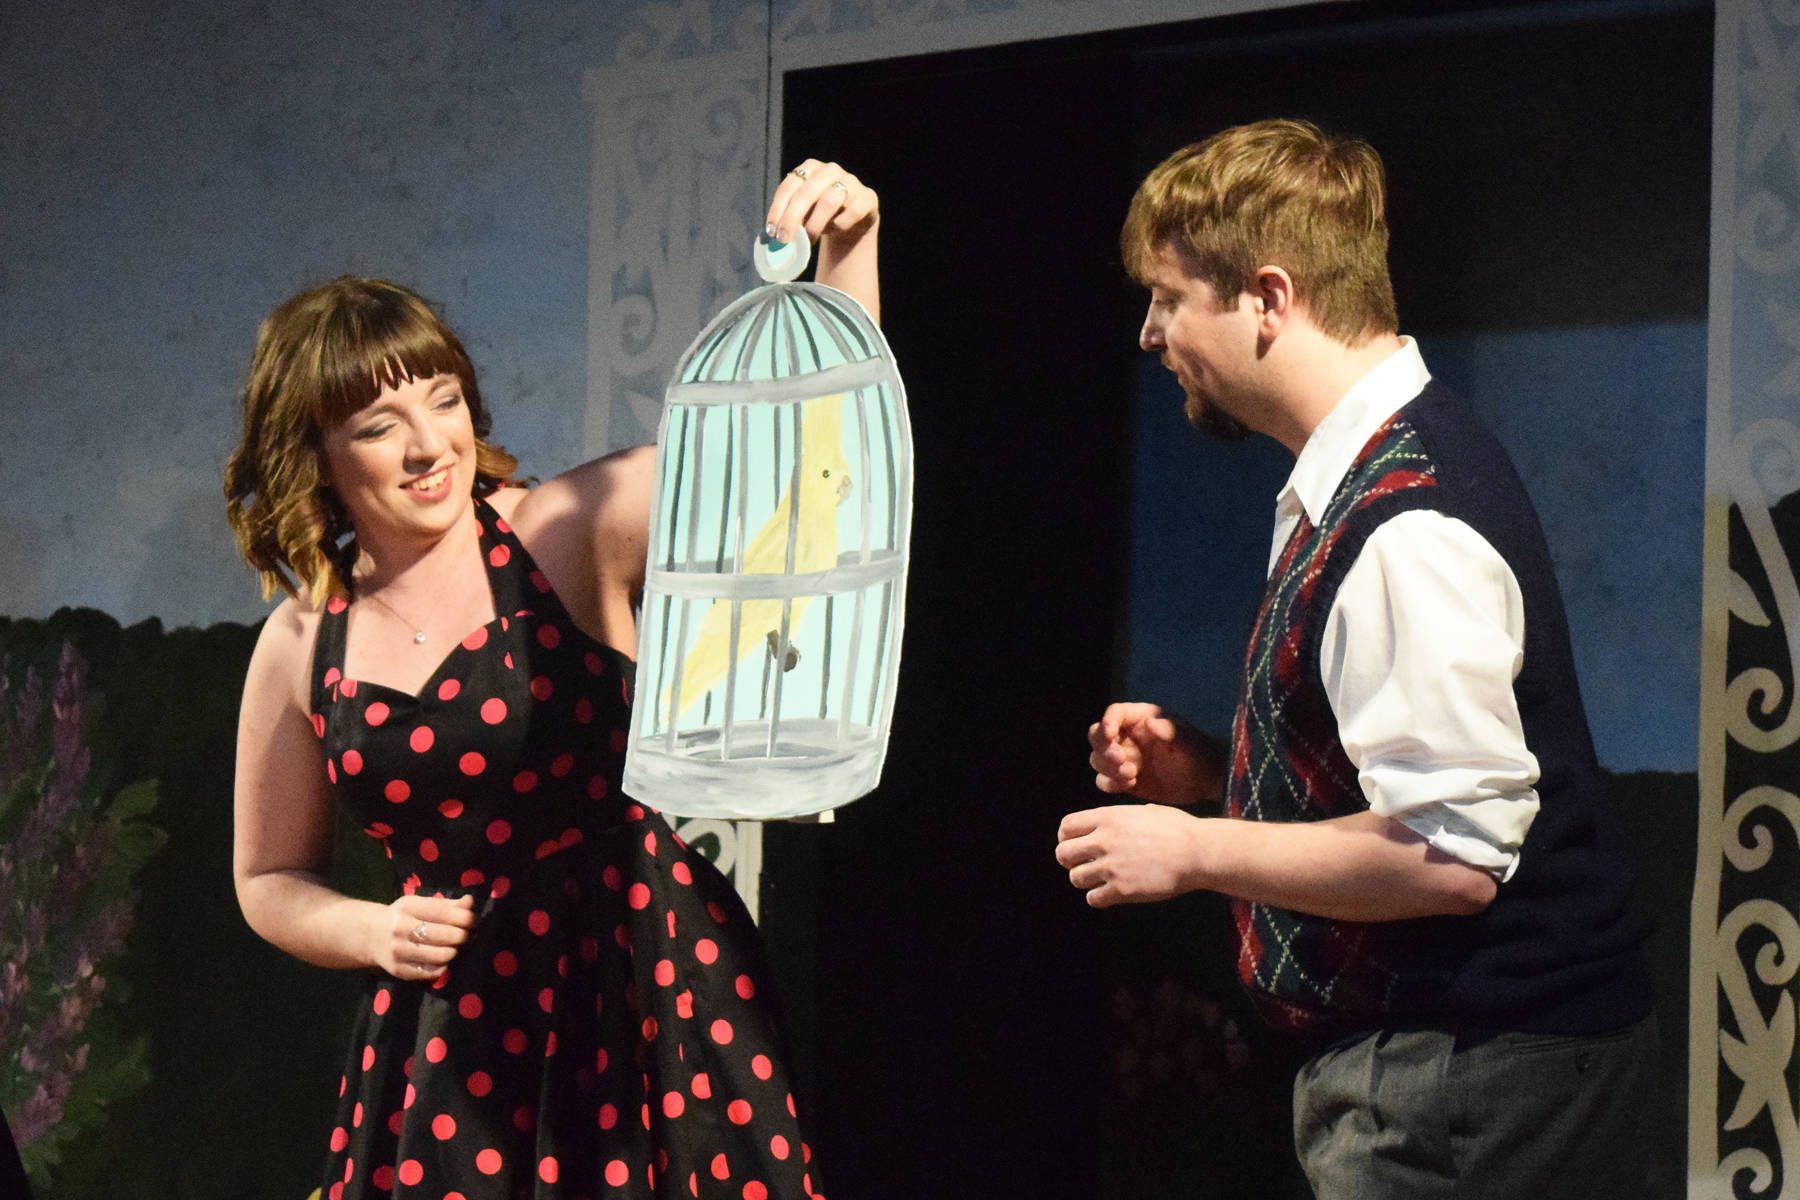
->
<box><xmin>309</xmin><ymin>495</ymin><xmax>821</xmax><ymax>1200</ymax></box>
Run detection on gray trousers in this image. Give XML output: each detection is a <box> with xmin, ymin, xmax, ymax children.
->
<box><xmin>1292</xmin><ymin>1013</ymin><xmax>1659</xmax><ymax>1200</ymax></box>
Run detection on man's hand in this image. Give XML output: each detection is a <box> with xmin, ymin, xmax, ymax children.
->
<box><xmin>1087</xmin><ymin>702</ymin><xmax>1224</xmax><ymax>807</ymax></box>
<box><xmin>1055</xmin><ymin>804</ymin><xmax>1207</xmax><ymax>907</ymax></box>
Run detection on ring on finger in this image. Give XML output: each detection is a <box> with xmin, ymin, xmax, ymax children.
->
<box><xmin>409</xmin><ymin>921</ymin><xmax>430</xmax><ymax>945</ymax></box>
<box><xmin>790</xmin><ymin>166</ymin><xmax>811</xmax><ymax>180</ymax></box>
<box><xmin>830</xmin><ymin>180</ymin><xmax>850</xmax><ymax>196</ymax></box>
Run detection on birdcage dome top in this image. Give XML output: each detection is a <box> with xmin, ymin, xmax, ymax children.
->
<box><xmin>670</xmin><ymin>281</ymin><xmax>896</xmax><ymax>402</ymax></box>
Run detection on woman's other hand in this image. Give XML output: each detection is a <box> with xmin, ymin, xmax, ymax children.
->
<box><xmin>373</xmin><ymin>893</ymin><xmax>477</xmax><ymax>982</ymax></box>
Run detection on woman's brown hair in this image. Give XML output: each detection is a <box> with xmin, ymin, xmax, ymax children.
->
<box><xmin>224</xmin><ymin>277</ymin><xmax>518</xmax><ymax>605</ymax></box>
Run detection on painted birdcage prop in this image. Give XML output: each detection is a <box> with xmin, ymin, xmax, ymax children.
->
<box><xmin>623</xmin><ymin>231</ymin><xmax>913</xmax><ymax>820</ymax></box>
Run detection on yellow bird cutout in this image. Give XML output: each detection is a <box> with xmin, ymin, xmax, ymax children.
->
<box><xmin>668</xmin><ymin>394</ymin><xmax>852</xmax><ymax>719</ymax></box>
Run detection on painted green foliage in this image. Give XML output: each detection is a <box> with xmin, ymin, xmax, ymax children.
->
<box><xmin>0</xmin><ymin>643</ymin><xmax>164</xmax><ymax>1189</ymax></box>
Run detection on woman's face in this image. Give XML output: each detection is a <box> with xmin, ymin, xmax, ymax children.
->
<box><xmin>320</xmin><ymin>372</ymin><xmax>476</xmax><ymax>550</ymax></box>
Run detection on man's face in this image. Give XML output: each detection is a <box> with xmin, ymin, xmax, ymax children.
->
<box><xmin>1137</xmin><ymin>246</ymin><xmax>1256</xmax><ymax>441</ymax></box>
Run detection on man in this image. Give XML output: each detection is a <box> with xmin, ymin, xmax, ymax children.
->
<box><xmin>1054</xmin><ymin>119</ymin><xmax>1655</xmax><ymax>1198</ymax></box>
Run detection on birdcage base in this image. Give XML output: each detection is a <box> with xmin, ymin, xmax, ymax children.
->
<box><xmin>621</xmin><ymin>718</ymin><xmax>886</xmax><ymax>820</ymax></box>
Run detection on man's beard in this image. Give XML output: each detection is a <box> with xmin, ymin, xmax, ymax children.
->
<box><xmin>1184</xmin><ymin>391</ymin><xmax>1251</xmax><ymax>442</ymax></box>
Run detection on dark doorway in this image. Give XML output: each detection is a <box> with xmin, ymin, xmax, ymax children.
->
<box><xmin>766</xmin><ymin>3</ymin><xmax>1710</xmax><ymax>1198</ymax></box>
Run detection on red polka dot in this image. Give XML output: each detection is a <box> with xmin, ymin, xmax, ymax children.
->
<box><xmin>362</xmin><ymin>1044</ymin><xmax>375</xmax><ymax>1070</ymax></box>
<box><xmin>475</xmin><ymin>1147</ymin><xmax>502</xmax><ymax>1174</ymax></box>
<box><xmin>419</xmin><ymin>838</ymin><xmax>439</xmax><ymax>861</ymax></box>
<box><xmin>727</xmin><ymin>1099</ymin><xmax>753</xmax><ymax>1125</ymax></box>
<box><xmin>611</xmin><ymin>728</ymin><xmax>629</xmax><ymax>753</ymax></box>
<box><xmin>342</xmin><ymin>749</ymin><xmax>363</xmax><ymax>775</ymax></box>
<box><xmin>580</xmin><ymin>934</ymin><xmax>601</xmax><ymax>961</ymax></box>
<box><xmin>587</xmin><ymin>774</ymin><xmax>609</xmax><ymax>799</ymax></box>
<box><xmin>602</xmin><ymin>865</ymin><xmax>623</xmax><ymax>891</ymax></box>
<box><xmin>459</xmin><ymin>994</ymin><xmax>482</xmax><ymax>1019</ymax></box>
<box><xmin>327</xmin><ymin>760</ymin><xmax>337</xmax><ymax>784</ymax></box>
<box><xmin>462</xmin><ymin>627</ymin><xmax>489</xmax><ymax>652</ymax></box>
<box><xmin>328</xmin><ymin>597</ymin><xmax>347</xmax><ymax>614</ymax></box>
<box><xmin>691</xmin><ymin>1073</ymin><xmax>712</xmax><ymax>1099</ymax></box>
<box><xmin>771</xmin><ymin>1134</ymin><xmax>789</xmax><ymax>1159</ymax></box>
<box><xmin>491</xmin><ymin>876</ymin><xmax>511</xmax><ymax>898</ymax></box>
<box><xmin>663</xmin><ymin>1091</ymin><xmax>685</xmax><ymax>1118</ymax></box>
<box><xmin>744</xmin><ymin>1182</ymin><xmax>768</xmax><ymax>1200</ymax></box>
<box><xmin>537</xmin><ymin>625</ymin><xmax>561</xmax><ymax>648</ymax></box>
<box><xmin>584</xmin><ymin>651</ymin><xmax>604</xmax><ymax>674</ymax></box>
<box><xmin>711</xmin><ymin>1153</ymin><xmax>730</xmax><ymax>1180</ymax></box>
<box><xmin>528</xmin><ymin>909</ymin><xmax>551</xmax><ymax>935</ymax></box>
<box><xmin>432</xmin><ymin>1113</ymin><xmax>456</xmax><ymax>1139</ymax></box>
<box><xmin>460</xmin><ymin>868</ymin><xmax>485</xmax><ymax>887</ymax></box>
<box><xmin>673</xmin><ymin>862</ymin><xmax>693</xmax><ymax>885</ymax></box>
<box><xmin>513</xmin><ymin>771</ymin><xmax>538</xmax><ymax>793</ymax></box>
<box><xmin>752</xmin><ymin>1054</ymin><xmax>773</xmax><ymax>1080</ymax></box>
<box><xmin>711</xmin><ymin>1019</ymin><xmax>734</xmax><ymax>1045</ymax></box>
<box><xmin>439</xmin><ymin>798</ymin><xmax>464</xmax><ymax>818</ymax></box>
<box><xmin>364</xmin><ymin>701</ymin><xmax>390</xmax><ymax>726</ymax></box>
<box><xmin>396</xmin><ymin>1159</ymin><xmax>422</xmax><ymax>1186</ymax></box>
<box><xmin>628</xmin><ymin>883</ymin><xmax>651</xmax><ymax>910</ymax></box>
<box><xmin>735</xmin><ymin>975</ymin><xmax>756</xmax><ymax>999</ymax></box>
<box><xmin>503</xmin><ymin>1029</ymin><xmax>527</xmax><ymax>1054</ymax></box>
<box><xmin>539</xmin><ymin>988</ymin><xmax>555</xmax><ymax>1014</ymax></box>
<box><xmin>459</xmin><ymin>751</ymin><xmax>486</xmax><ymax>775</ymax></box>
<box><xmin>373</xmin><ymin>989</ymin><xmax>391</xmax><ymax>1015</ymax></box>
<box><xmin>494</xmin><ymin>951</ymin><xmax>518</xmax><ymax>976</ymax></box>
<box><xmin>606</xmin><ymin>1160</ymin><xmax>629</xmax><ymax>1187</ymax></box>
<box><xmin>404</xmin><ymin>1083</ymin><xmax>416</xmax><ymax>1107</ymax></box>
<box><xmin>550</xmin><ymin>752</ymin><xmax>574</xmax><ymax>777</ymax></box>
<box><xmin>409</xmin><ymin>725</ymin><xmax>434</xmax><ymax>752</ymax></box>
<box><xmin>513</xmin><ymin>1106</ymin><xmax>534</xmax><ymax>1133</ymax></box>
<box><xmin>538</xmin><ymin>1156</ymin><xmax>558</xmax><ymax>1183</ymax></box>
<box><xmin>667</xmin><ymin>911</ymin><xmax>678</xmax><ymax>938</ymax></box>
<box><xmin>644</xmin><ymin>830</ymin><xmax>659</xmax><ymax>856</ymax></box>
<box><xmin>426</xmin><ymin>1037</ymin><xmax>447</xmax><ymax>1063</ymax></box>
<box><xmin>365</xmin><ymin>822</ymin><xmax>391</xmax><ymax>839</ymax></box>
<box><xmin>437</xmin><ymin>678</ymin><xmax>461</xmax><ymax>701</ymax></box>
<box><xmin>468</xmin><ymin>1072</ymin><xmax>494</xmax><ymax>1097</ymax></box>
<box><xmin>655</xmin><ymin>959</ymin><xmax>675</xmax><ymax>986</ymax></box>
<box><xmin>642</xmin><ymin>1016</ymin><xmax>659</xmax><ymax>1041</ymax></box>
<box><xmin>575</xmin><ymin>699</ymin><xmax>595</xmax><ymax>724</ymax></box>
<box><xmin>676</xmin><ymin>990</ymin><xmax>694</xmax><ymax>1019</ymax></box>
<box><xmin>352</xmin><ymin>1101</ymin><xmax>364</xmax><ymax>1127</ymax></box>
<box><xmin>339</xmin><ymin>678</ymin><xmax>357</xmax><ymax>697</ymax></box>
<box><xmin>486</xmin><ymin>819</ymin><xmax>512</xmax><ymax>844</ymax></box>
<box><xmin>489</xmin><ymin>544</ymin><xmax>511</xmax><ymax>567</ymax></box>
<box><xmin>384</xmin><ymin>779</ymin><xmax>410</xmax><ymax>803</ymax></box>
<box><xmin>695</xmin><ymin>939</ymin><xmax>719</xmax><ymax>965</ymax></box>
<box><xmin>329</xmin><ymin>1126</ymin><xmax>348</xmax><ymax>1152</ymax></box>
<box><xmin>531</xmin><ymin>569</ymin><xmax>552</xmax><ymax>593</ymax></box>
<box><xmin>531</xmin><ymin>675</ymin><xmax>554</xmax><ymax>701</ymax></box>
<box><xmin>371</xmin><ymin>1166</ymin><xmax>395</xmax><ymax>1190</ymax></box>
<box><xmin>599</xmin><ymin>1103</ymin><xmax>619</xmax><ymax>1130</ymax></box>
<box><xmin>311</xmin><ymin>712</ymin><xmax>326</xmax><ymax>738</ymax></box>
<box><xmin>708</xmin><ymin>901</ymin><xmax>729</xmax><ymax>924</ymax></box>
<box><xmin>480</xmin><ymin>697</ymin><xmax>507</xmax><ymax>724</ymax></box>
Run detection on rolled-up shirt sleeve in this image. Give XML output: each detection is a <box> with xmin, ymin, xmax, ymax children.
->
<box><xmin>1319</xmin><ymin>509</ymin><xmax>1540</xmax><ymax>881</ymax></box>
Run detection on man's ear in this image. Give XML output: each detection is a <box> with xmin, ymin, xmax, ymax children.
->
<box><xmin>1251</xmin><ymin>265</ymin><xmax>1296</xmax><ymax>338</ymax></box>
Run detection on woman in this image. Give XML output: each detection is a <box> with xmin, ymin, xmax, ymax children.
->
<box><xmin>226</xmin><ymin>162</ymin><xmax>877</xmax><ymax>1200</ymax></box>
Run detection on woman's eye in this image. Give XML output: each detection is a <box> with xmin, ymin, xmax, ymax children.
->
<box><xmin>354</xmin><ymin>423</ymin><xmax>392</xmax><ymax>441</ymax></box>
<box><xmin>437</xmin><ymin>394</ymin><xmax>464</xmax><ymax>411</ymax></box>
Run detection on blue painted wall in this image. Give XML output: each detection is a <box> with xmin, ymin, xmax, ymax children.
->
<box><xmin>1124</xmin><ymin>321</ymin><xmax>1707</xmax><ymax>773</ymax></box>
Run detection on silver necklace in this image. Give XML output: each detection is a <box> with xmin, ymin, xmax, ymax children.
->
<box><xmin>361</xmin><ymin>590</ymin><xmax>428</xmax><ymax>644</ymax></box>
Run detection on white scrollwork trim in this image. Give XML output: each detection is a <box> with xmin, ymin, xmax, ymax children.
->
<box><xmin>1725</xmin><ymin>418</ymin><xmax>1800</xmax><ymax>752</ymax></box>
<box><xmin>1723</xmin><ymin>786</ymin><xmax>1800</xmax><ymax>872</ymax></box>
<box><xmin>1714</xmin><ymin>900</ymin><xmax>1800</xmax><ymax>1189</ymax></box>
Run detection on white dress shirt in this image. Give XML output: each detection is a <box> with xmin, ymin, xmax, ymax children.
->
<box><xmin>1269</xmin><ymin>339</ymin><xmax>1539</xmax><ymax>881</ymax></box>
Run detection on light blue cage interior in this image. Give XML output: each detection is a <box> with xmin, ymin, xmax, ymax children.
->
<box><xmin>623</xmin><ymin>271</ymin><xmax>912</xmax><ymax>820</ymax></box>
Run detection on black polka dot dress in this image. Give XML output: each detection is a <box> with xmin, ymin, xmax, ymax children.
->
<box><xmin>310</xmin><ymin>497</ymin><xmax>822</xmax><ymax>1200</ymax></box>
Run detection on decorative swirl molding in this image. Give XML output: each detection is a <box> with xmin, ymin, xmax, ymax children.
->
<box><xmin>1725</xmin><ymin>418</ymin><xmax>1800</xmax><ymax>753</ymax></box>
<box><xmin>1724</xmin><ymin>786</ymin><xmax>1800</xmax><ymax>873</ymax></box>
<box><xmin>1716</xmin><ymin>899</ymin><xmax>1800</xmax><ymax>1191</ymax></box>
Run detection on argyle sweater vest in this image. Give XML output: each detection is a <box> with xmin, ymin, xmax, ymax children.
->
<box><xmin>1226</xmin><ymin>382</ymin><xmax>1651</xmax><ymax>1035</ymax></box>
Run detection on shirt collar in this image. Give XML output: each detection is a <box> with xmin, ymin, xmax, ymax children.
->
<box><xmin>1277</xmin><ymin>337</ymin><xmax>1432</xmax><ymax>526</ymax></box>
